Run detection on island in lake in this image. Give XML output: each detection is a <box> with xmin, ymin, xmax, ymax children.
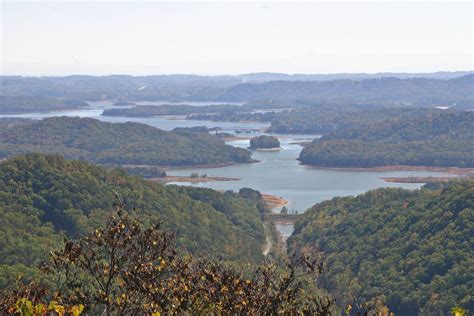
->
<box><xmin>249</xmin><ymin>135</ymin><xmax>281</xmax><ymax>150</ymax></box>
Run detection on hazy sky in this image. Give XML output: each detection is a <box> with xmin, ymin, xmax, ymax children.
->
<box><xmin>2</xmin><ymin>1</ymin><xmax>472</xmax><ymax>75</ymax></box>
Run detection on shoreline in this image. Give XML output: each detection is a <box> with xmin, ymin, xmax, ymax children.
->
<box><xmin>164</xmin><ymin>159</ymin><xmax>261</xmax><ymax>170</ymax></box>
<box><xmin>380</xmin><ymin>176</ymin><xmax>465</xmax><ymax>184</ymax></box>
<box><xmin>213</xmin><ymin>190</ymin><xmax>289</xmax><ymax>209</ymax></box>
<box><xmin>261</xmin><ymin>193</ymin><xmax>289</xmax><ymax>209</ymax></box>
<box><xmin>289</xmin><ymin>141</ymin><xmax>311</xmax><ymax>147</ymax></box>
<box><xmin>221</xmin><ymin>136</ymin><xmax>252</xmax><ymax>141</ymax></box>
<box><xmin>249</xmin><ymin>147</ymin><xmax>281</xmax><ymax>152</ymax></box>
<box><xmin>118</xmin><ymin>159</ymin><xmax>260</xmax><ymax>171</ymax></box>
<box><xmin>150</xmin><ymin>175</ymin><xmax>241</xmax><ymax>183</ymax></box>
<box><xmin>303</xmin><ymin>164</ymin><xmax>474</xmax><ymax>175</ymax></box>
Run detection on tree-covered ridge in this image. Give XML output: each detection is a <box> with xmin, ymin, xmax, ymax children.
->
<box><xmin>0</xmin><ymin>154</ymin><xmax>268</xmax><ymax>288</ymax></box>
<box><xmin>249</xmin><ymin>136</ymin><xmax>280</xmax><ymax>149</ymax></box>
<box><xmin>102</xmin><ymin>104</ymin><xmax>244</xmax><ymax>117</ymax></box>
<box><xmin>2</xmin><ymin>74</ymin><xmax>473</xmax><ymax>108</ymax></box>
<box><xmin>223</xmin><ymin>75</ymin><xmax>474</xmax><ymax>106</ymax></box>
<box><xmin>187</xmin><ymin>105</ymin><xmax>381</xmax><ymax>134</ymax></box>
<box><xmin>0</xmin><ymin>117</ymin><xmax>252</xmax><ymax>166</ymax></box>
<box><xmin>299</xmin><ymin>110</ymin><xmax>474</xmax><ymax>168</ymax></box>
<box><xmin>0</xmin><ymin>96</ymin><xmax>88</xmax><ymax>114</ymax></box>
<box><xmin>187</xmin><ymin>104</ymin><xmax>466</xmax><ymax>135</ymax></box>
<box><xmin>266</xmin><ymin>106</ymin><xmax>424</xmax><ymax>134</ymax></box>
<box><xmin>288</xmin><ymin>180</ymin><xmax>474</xmax><ymax>315</ymax></box>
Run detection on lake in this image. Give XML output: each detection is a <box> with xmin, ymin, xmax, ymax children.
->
<box><xmin>168</xmin><ymin>136</ymin><xmax>449</xmax><ymax>212</ymax></box>
<box><xmin>1</xmin><ymin>101</ymin><xmax>450</xmax><ymax>215</ymax></box>
<box><xmin>0</xmin><ymin>100</ymin><xmax>268</xmax><ymax>132</ymax></box>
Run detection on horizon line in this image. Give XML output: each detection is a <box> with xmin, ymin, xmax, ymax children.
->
<box><xmin>2</xmin><ymin>70</ymin><xmax>473</xmax><ymax>78</ymax></box>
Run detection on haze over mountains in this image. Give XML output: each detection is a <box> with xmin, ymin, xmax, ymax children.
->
<box><xmin>1</xmin><ymin>71</ymin><xmax>473</xmax><ymax>314</ymax></box>
<box><xmin>2</xmin><ymin>0</ymin><xmax>473</xmax><ymax>313</ymax></box>
<box><xmin>1</xmin><ymin>72</ymin><xmax>473</xmax><ymax>110</ymax></box>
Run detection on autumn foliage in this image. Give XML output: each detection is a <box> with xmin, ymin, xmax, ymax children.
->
<box><xmin>1</xmin><ymin>199</ymin><xmax>333</xmax><ymax>315</ymax></box>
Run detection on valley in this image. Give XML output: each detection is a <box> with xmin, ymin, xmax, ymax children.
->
<box><xmin>0</xmin><ymin>100</ymin><xmax>454</xmax><ymax>213</ymax></box>
<box><xmin>2</xmin><ymin>2</ymin><xmax>473</xmax><ymax>313</ymax></box>
<box><xmin>1</xmin><ymin>74</ymin><xmax>472</xmax><ymax>315</ymax></box>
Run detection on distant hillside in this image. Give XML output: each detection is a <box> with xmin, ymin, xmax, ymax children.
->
<box><xmin>0</xmin><ymin>117</ymin><xmax>252</xmax><ymax>166</ymax></box>
<box><xmin>0</xmin><ymin>96</ymin><xmax>88</xmax><ymax>113</ymax></box>
<box><xmin>238</xmin><ymin>71</ymin><xmax>473</xmax><ymax>82</ymax></box>
<box><xmin>102</xmin><ymin>104</ymin><xmax>243</xmax><ymax>117</ymax></box>
<box><xmin>1</xmin><ymin>73</ymin><xmax>472</xmax><ymax>107</ymax></box>
<box><xmin>0</xmin><ymin>154</ymin><xmax>267</xmax><ymax>287</ymax></box>
<box><xmin>288</xmin><ymin>180</ymin><xmax>474</xmax><ymax>315</ymax></box>
<box><xmin>222</xmin><ymin>75</ymin><xmax>474</xmax><ymax>107</ymax></box>
<box><xmin>299</xmin><ymin>110</ymin><xmax>474</xmax><ymax>168</ymax></box>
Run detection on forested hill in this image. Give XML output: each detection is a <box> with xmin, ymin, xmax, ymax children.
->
<box><xmin>288</xmin><ymin>180</ymin><xmax>474</xmax><ymax>315</ymax></box>
<box><xmin>0</xmin><ymin>154</ymin><xmax>267</xmax><ymax>287</ymax></box>
<box><xmin>2</xmin><ymin>74</ymin><xmax>472</xmax><ymax>108</ymax></box>
<box><xmin>0</xmin><ymin>96</ymin><xmax>89</xmax><ymax>114</ymax></box>
<box><xmin>299</xmin><ymin>110</ymin><xmax>474</xmax><ymax>168</ymax></box>
<box><xmin>102</xmin><ymin>104</ymin><xmax>244</xmax><ymax>117</ymax></box>
<box><xmin>222</xmin><ymin>74</ymin><xmax>474</xmax><ymax>107</ymax></box>
<box><xmin>0</xmin><ymin>117</ymin><xmax>251</xmax><ymax>166</ymax></box>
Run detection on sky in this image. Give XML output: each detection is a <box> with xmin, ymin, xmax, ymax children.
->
<box><xmin>1</xmin><ymin>1</ymin><xmax>473</xmax><ymax>75</ymax></box>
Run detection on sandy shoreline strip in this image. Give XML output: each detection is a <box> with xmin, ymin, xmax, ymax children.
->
<box><xmin>250</xmin><ymin>147</ymin><xmax>281</xmax><ymax>152</ymax></box>
<box><xmin>150</xmin><ymin>176</ymin><xmax>241</xmax><ymax>183</ymax></box>
<box><xmin>304</xmin><ymin>164</ymin><xmax>474</xmax><ymax>175</ymax></box>
<box><xmin>380</xmin><ymin>176</ymin><xmax>465</xmax><ymax>184</ymax></box>
<box><xmin>261</xmin><ymin>193</ymin><xmax>289</xmax><ymax>209</ymax></box>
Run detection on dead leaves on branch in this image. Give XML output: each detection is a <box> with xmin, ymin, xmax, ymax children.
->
<box><xmin>2</xmin><ymin>200</ymin><xmax>333</xmax><ymax>315</ymax></box>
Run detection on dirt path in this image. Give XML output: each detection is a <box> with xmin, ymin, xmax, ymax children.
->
<box><xmin>262</xmin><ymin>223</ymin><xmax>273</xmax><ymax>256</ymax></box>
<box><xmin>261</xmin><ymin>194</ymin><xmax>289</xmax><ymax>256</ymax></box>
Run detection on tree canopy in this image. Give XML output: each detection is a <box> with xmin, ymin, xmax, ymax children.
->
<box><xmin>0</xmin><ymin>96</ymin><xmax>88</xmax><ymax>114</ymax></box>
<box><xmin>0</xmin><ymin>205</ymin><xmax>333</xmax><ymax>315</ymax></box>
<box><xmin>289</xmin><ymin>180</ymin><xmax>474</xmax><ymax>315</ymax></box>
<box><xmin>0</xmin><ymin>154</ymin><xmax>269</xmax><ymax>288</ymax></box>
<box><xmin>299</xmin><ymin>110</ymin><xmax>474</xmax><ymax>168</ymax></box>
<box><xmin>0</xmin><ymin>117</ymin><xmax>252</xmax><ymax>166</ymax></box>
<box><xmin>249</xmin><ymin>136</ymin><xmax>280</xmax><ymax>149</ymax></box>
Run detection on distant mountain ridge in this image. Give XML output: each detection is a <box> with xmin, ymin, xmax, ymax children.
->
<box><xmin>236</xmin><ymin>71</ymin><xmax>473</xmax><ymax>82</ymax></box>
<box><xmin>2</xmin><ymin>71</ymin><xmax>471</xmax><ymax>84</ymax></box>
<box><xmin>1</xmin><ymin>72</ymin><xmax>472</xmax><ymax>107</ymax></box>
<box><xmin>221</xmin><ymin>74</ymin><xmax>474</xmax><ymax>106</ymax></box>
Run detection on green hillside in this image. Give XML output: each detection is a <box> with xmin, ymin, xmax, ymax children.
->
<box><xmin>0</xmin><ymin>96</ymin><xmax>88</xmax><ymax>114</ymax></box>
<box><xmin>288</xmin><ymin>180</ymin><xmax>474</xmax><ymax>315</ymax></box>
<box><xmin>0</xmin><ymin>117</ymin><xmax>252</xmax><ymax>166</ymax></box>
<box><xmin>0</xmin><ymin>154</ymin><xmax>267</xmax><ymax>288</ymax></box>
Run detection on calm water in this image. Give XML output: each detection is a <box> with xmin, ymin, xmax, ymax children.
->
<box><xmin>168</xmin><ymin>136</ymin><xmax>449</xmax><ymax>212</ymax></box>
<box><xmin>0</xmin><ymin>101</ymin><xmax>266</xmax><ymax>131</ymax></box>
<box><xmin>1</xmin><ymin>101</ymin><xmax>450</xmax><ymax>214</ymax></box>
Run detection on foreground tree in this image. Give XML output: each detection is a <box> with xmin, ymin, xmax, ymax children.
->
<box><xmin>1</xmin><ymin>198</ymin><xmax>334</xmax><ymax>315</ymax></box>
